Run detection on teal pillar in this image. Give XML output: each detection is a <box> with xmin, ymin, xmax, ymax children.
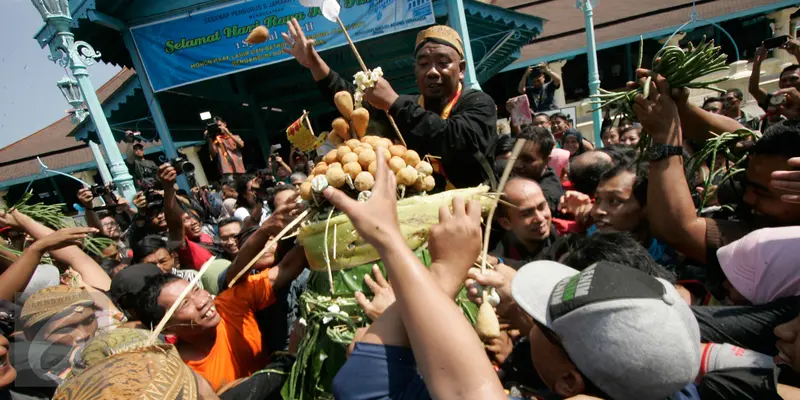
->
<box><xmin>121</xmin><ymin>30</ymin><xmax>190</xmax><ymax>192</ymax></box>
<box><xmin>577</xmin><ymin>0</ymin><xmax>603</xmax><ymax>141</ymax></box>
<box><xmin>446</xmin><ymin>0</ymin><xmax>481</xmax><ymax>90</ymax></box>
<box><xmin>88</xmin><ymin>140</ymin><xmax>113</xmax><ymax>185</ymax></box>
<box><xmin>34</xmin><ymin>13</ymin><xmax>136</xmax><ymax>201</ymax></box>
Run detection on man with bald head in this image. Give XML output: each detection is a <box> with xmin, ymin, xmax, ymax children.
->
<box><xmin>568</xmin><ymin>151</ymin><xmax>613</xmax><ymax>196</ymax></box>
<box><xmin>493</xmin><ymin>176</ymin><xmax>557</xmax><ymax>265</ymax></box>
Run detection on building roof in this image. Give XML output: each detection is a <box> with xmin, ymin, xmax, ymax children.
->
<box><xmin>502</xmin><ymin>0</ymin><xmax>794</xmax><ymax>69</ymax></box>
<box><xmin>0</xmin><ymin>69</ymin><xmax>140</xmax><ymax>184</ymax></box>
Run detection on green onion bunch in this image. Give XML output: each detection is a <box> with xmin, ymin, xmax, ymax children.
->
<box><xmin>591</xmin><ymin>36</ymin><xmax>730</xmax><ymax>156</ymax></box>
<box><xmin>3</xmin><ymin>192</ymin><xmax>114</xmax><ymax>257</ymax></box>
<box><xmin>687</xmin><ymin>129</ymin><xmax>756</xmax><ymax>212</ymax></box>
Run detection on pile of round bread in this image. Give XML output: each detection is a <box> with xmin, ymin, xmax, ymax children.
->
<box><xmin>299</xmin><ymin>135</ymin><xmax>435</xmax><ymax>202</ymax></box>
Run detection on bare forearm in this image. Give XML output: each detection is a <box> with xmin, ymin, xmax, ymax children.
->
<box><xmin>377</xmin><ymin>240</ymin><xmax>505</xmax><ymax>400</ymax></box>
<box><xmin>266</xmin><ymin>246</ymin><xmax>306</xmax><ymax>289</ymax></box>
<box><xmin>677</xmin><ymin>102</ymin><xmax>744</xmax><ymax>142</ymax></box>
<box><xmin>309</xmin><ymin>51</ymin><xmax>331</xmax><ymax>82</ymax></box>
<box><xmin>517</xmin><ymin>74</ymin><xmax>528</xmax><ymax>94</ymax></box>
<box><xmin>14</xmin><ymin>212</ymin><xmax>111</xmax><ymax>290</ymax></box>
<box><xmin>84</xmin><ymin>210</ymin><xmax>102</xmax><ymax>231</ymax></box>
<box><xmin>0</xmin><ymin>246</ymin><xmax>44</xmax><ymax>301</ymax></box>
<box><xmin>749</xmin><ymin>63</ymin><xmax>768</xmax><ymax>105</ymax></box>
<box><xmin>243</xmin><ymin>202</ymin><xmax>263</xmax><ymax>229</ymax></box>
<box><xmin>163</xmin><ymin>188</ymin><xmax>185</xmax><ymax>243</ymax></box>
<box><xmin>548</xmin><ymin>70</ymin><xmax>562</xmax><ymax>86</ymax></box>
<box><xmin>227</xmin><ymin>228</ymin><xmax>270</xmax><ymax>286</ymax></box>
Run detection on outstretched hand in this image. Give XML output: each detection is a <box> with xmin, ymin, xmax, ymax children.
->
<box><xmin>355</xmin><ymin>264</ymin><xmax>396</xmax><ymax>321</ymax></box>
<box><xmin>324</xmin><ymin>147</ymin><xmax>402</xmax><ymax>250</ymax></box>
<box><xmin>628</xmin><ymin>69</ymin><xmax>681</xmax><ymax>143</ymax></box>
<box><xmin>29</xmin><ymin>227</ymin><xmax>98</xmax><ymax>253</ymax></box>
<box><xmin>282</xmin><ymin>18</ymin><xmax>318</xmax><ymax>69</ymax></box>
<box><xmin>428</xmin><ymin>197</ymin><xmax>482</xmax><ymax>280</ymax></box>
<box><xmin>769</xmin><ymin>87</ymin><xmax>800</xmax><ymax>119</ymax></box>
<box><xmin>772</xmin><ymin>157</ymin><xmax>800</xmax><ymax>203</ymax></box>
<box><xmin>158</xmin><ymin>164</ymin><xmax>178</xmax><ymax>187</ymax></box>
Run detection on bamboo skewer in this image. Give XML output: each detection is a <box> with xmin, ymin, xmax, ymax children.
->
<box><xmin>323</xmin><ymin>208</ymin><xmax>336</xmax><ymax>294</ymax></box>
<box><xmin>149</xmin><ymin>256</ymin><xmax>217</xmax><ymax>343</ymax></box>
<box><xmin>335</xmin><ymin>16</ymin><xmax>407</xmax><ymax>147</ymax></box>
<box><xmin>228</xmin><ymin>209</ymin><xmax>311</xmax><ymax>288</ymax></box>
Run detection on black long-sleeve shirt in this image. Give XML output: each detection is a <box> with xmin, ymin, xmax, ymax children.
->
<box><xmin>317</xmin><ymin>70</ymin><xmax>497</xmax><ymax>188</ymax></box>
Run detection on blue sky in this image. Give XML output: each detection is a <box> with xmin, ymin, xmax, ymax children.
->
<box><xmin>0</xmin><ymin>0</ymin><xmax>120</xmax><ymax>149</ymax></box>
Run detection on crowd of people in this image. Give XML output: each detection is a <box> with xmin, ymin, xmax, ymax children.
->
<box><xmin>2</xmin><ymin>22</ymin><xmax>800</xmax><ymax>400</ymax></box>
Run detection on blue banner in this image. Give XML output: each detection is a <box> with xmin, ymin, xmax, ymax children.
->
<box><xmin>130</xmin><ymin>0</ymin><xmax>435</xmax><ymax>92</ymax></box>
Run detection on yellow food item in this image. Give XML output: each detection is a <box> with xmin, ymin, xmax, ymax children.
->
<box><xmin>377</xmin><ymin>138</ymin><xmax>393</xmax><ymax>150</ymax></box>
<box><xmin>351</xmin><ymin>108</ymin><xmax>369</xmax><ymax>138</ymax></box>
<box><xmin>312</xmin><ymin>164</ymin><xmax>329</xmax><ymax>176</ymax></box>
<box><xmin>364</xmin><ymin>136</ymin><xmax>380</xmax><ymax>146</ymax></box>
<box><xmin>330</xmin><ymin>132</ymin><xmax>344</xmax><ymax>146</ymax></box>
<box><xmin>341</xmin><ymin>152</ymin><xmax>359</xmax><ymax>165</ymax></box>
<box><xmin>423</xmin><ymin>175</ymin><xmax>436</xmax><ymax>191</ymax></box>
<box><xmin>396</xmin><ymin>166</ymin><xmax>418</xmax><ymax>186</ymax></box>
<box><xmin>346</xmin><ymin>139</ymin><xmax>361</xmax><ymax>150</ymax></box>
<box><xmin>358</xmin><ymin>149</ymin><xmax>377</xmax><ymax>169</ymax></box>
<box><xmin>359</xmin><ymin>142</ymin><xmax>373</xmax><ymax>151</ymax></box>
<box><xmin>378</xmin><ymin>147</ymin><xmax>391</xmax><ymax>161</ymax></box>
<box><xmin>299</xmin><ymin>181</ymin><xmax>313</xmax><ymax>200</ymax></box>
<box><xmin>415</xmin><ymin>161</ymin><xmax>433</xmax><ymax>176</ymax></box>
<box><xmin>389</xmin><ymin>156</ymin><xmax>406</xmax><ymax>173</ymax></box>
<box><xmin>476</xmin><ymin>302</ymin><xmax>500</xmax><ymax>339</ymax></box>
<box><xmin>334</xmin><ymin>91</ymin><xmax>354</xmax><ymax>120</ymax></box>
<box><xmin>368</xmin><ymin>161</ymin><xmax>378</xmax><ymax>176</ymax></box>
<box><xmin>413</xmin><ymin>176</ymin><xmax>426</xmax><ymax>192</ymax></box>
<box><xmin>245</xmin><ymin>26</ymin><xmax>269</xmax><ymax>44</ymax></box>
<box><xmin>336</xmin><ymin>146</ymin><xmax>353</xmax><ymax>162</ymax></box>
<box><xmin>332</xmin><ymin>118</ymin><xmax>350</xmax><ymax>141</ymax></box>
<box><xmin>353</xmin><ymin>146</ymin><xmax>365</xmax><ymax>156</ymax></box>
<box><xmin>402</xmin><ymin>150</ymin><xmax>421</xmax><ymax>167</ymax></box>
<box><xmin>328</xmin><ymin>162</ymin><xmax>342</xmax><ymax>170</ymax></box>
<box><xmin>354</xmin><ymin>171</ymin><xmax>375</xmax><ymax>191</ymax></box>
<box><xmin>326</xmin><ymin>167</ymin><xmax>347</xmax><ymax>188</ymax></box>
<box><xmin>324</xmin><ymin>150</ymin><xmax>339</xmax><ymax>165</ymax></box>
<box><xmin>389</xmin><ymin>145</ymin><xmax>407</xmax><ymax>158</ymax></box>
<box><xmin>343</xmin><ymin>162</ymin><xmax>363</xmax><ymax>179</ymax></box>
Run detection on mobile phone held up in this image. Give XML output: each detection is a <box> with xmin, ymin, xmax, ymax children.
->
<box><xmin>763</xmin><ymin>35</ymin><xmax>789</xmax><ymax>51</ymax></box>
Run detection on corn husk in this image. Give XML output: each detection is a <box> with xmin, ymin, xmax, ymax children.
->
<box><xmin>298</xmin><ymin>185</ymin><xmax>493</xmax><ymax>271</ymax></box>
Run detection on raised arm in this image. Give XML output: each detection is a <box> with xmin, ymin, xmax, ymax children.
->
<box><xmin>542</xmin><ymin>62</ymin><xmax>562</xmax><ymax>87</ymax></box>
<box><xmin>8</xmin><ymin>211</ymin><xmax>111</xmax><ymax>290</ymax></box>
<box><xmin>0</xmin><ymin>227</ymin><xmax>96</xmax><ymax>301</ymax></box>
<box><xmin>282</xmin><ymin>18</ymin><xmax>332</xmax><ymax>83</ymax></box>
<box><xmin>671</xmin><ymin>87</ymin><xmax>746</xmax><ymax>142</ymax></box>
<box><xmin>324</xmin><ymin>149</ymin><xmax>506</xmax><ymax>400</ymax></box>
<box><xmin>77</xmin><ymin>188</ymin><xmax>103</xmax><ymax>231</ymax></box>
<box><xmin>518</xmin><ymin>66</ymin><xmax>532</xmax><ymax>94</ymax></box>
<box><xmin>226</xmin><ymin>196</ymin><xmax>302</xmax><ymax>288</ymax></box>
<box><xmin>158</xmin><ymin>164</ymin><xmax>186</xmax><ymax>245</ymax></box>
<box><xmin>749</xmin><ymin>44</ymin><xmax>770</xmax><ymax>108</ymax></box>
<box><xmin>634</xmin><ymin>70</ymin><xmax>709</xmax><ymax>262</ymax></box>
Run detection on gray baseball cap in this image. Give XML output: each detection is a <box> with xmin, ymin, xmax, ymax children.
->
<box><xmin>511</xmin><ymin>261</ymin><xmax>701</xmax><ymax>400</ymax></box>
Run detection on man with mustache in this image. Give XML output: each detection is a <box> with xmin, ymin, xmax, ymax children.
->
<box><xmin>284</xmin><ymin>20</ymin><xmax>497</xmax><ymax>189</ymax></box>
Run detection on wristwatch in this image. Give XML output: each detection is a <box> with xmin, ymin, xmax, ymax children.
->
<box><xmin>645</xmin><ymin>144</ymin><xmax>684</xmax><ymax>162</ymax></box>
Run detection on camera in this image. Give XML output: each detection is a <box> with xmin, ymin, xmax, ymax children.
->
<box><xmin>200</xmin><ymin>112</ymin><xmax>221</xmax><ymax>136</ymax></box>
<box><xmin>170</xmin><ymin>157</ymin><xmax>195</xmax><ymax>176</ymax></box>
<box><xmin>145</xmin><ymin>189</ymin><xmax>164</xmax><ymax>205</ymax></box>
<box><xmin>90</xmin><ymin>184</ymin><xmax>107</xmax><ymax>197</ymax></box>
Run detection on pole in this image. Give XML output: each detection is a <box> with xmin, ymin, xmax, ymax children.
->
<box><xmin>446</xmin><ymin>0</ymin><xmax>480</xmax><ymax>90</ymax></box>
<box><xmin>578</xmin><ymin>0</ymin><xmax>602</xmax><ymax>142</ymax></box>
<box><xmin>88</xmin><ymin>140</ymin><xmax>113</xmax><ymax>185</ymax></box>
<box><xmin>43</xmin><ymin>17</ymin><xmax>137</xmax><ymax>201</ymax></box>
<box><xmin>121</xmin><ymin>30</ymin><xmax>190</xmax><ymax>192</ymax></box>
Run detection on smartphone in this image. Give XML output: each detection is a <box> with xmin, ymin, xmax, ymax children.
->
<box><xmin>763</xmin><ymin>35</ymin><xmax>789</xmax><ymax>50</ymax></box>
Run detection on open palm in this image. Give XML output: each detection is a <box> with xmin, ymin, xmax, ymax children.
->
<box><xmin>282</xmin><ymin>18</ymin><xmax>317</xmax><ymax>69</ymax></box>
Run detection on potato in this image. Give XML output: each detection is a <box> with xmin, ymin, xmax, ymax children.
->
<box><xmin>326</xmin><ymin>167</ymin><xmax>347</xmax><ymax>188</ymax></box>
<box><xmin>415</xmin><ymin>161</ymin><xmax>433</xmax><ymax>176</ymax></box>
<box><xmin>341</xmin><ymin>152</ymin><xmax>359</xmax><ymax>165</ymax></box>
<box><xmin>324</xmin><ymin>150</ymin><xmax>339</xmax><ymax>165</ymax></box>
<box><xmin>413</xmin><ymin>176</ymin><xmax>426</xmax><ymax>192</ymax></box>
<box><xmin>343</xmin><ymin>162</ymin><xmax>363</xmax><ymax>179</ymax></box>
<box><xmin>354</xmin><ymin>171</ymin><xmax>375</xmax><ymax>191</ymax></box>
<box><xmin>336</xmin><ymin>146</ymin><xmax>352</xmax><ymax>162</ymax></box>
<box><xmin>396</xmin><ymin>166</ymin><xmax>418</xmax><ymax>186</ymax></box>
<box><xmin>358</xmin><ymin>149</ymin><xmax>377</xmax><ymax>169</ymax></box>
<box><xmin>334</xmin><ymin>91</ymin><xmax>354</xmax><ymax>120</ymax></box>
<box><xmin>299</xmin><ymin>181</ymin><xmax>313</xmax><ymax>201</ymax></box>
<box><xmin>359</xmin><ymin>142</ymin><xmax>373</xmax><ymax>151</ymax></box>
<box><xmin>330</xmin><ymin>133</ymin><xmax>344</xmax><ymax>146</ymax></box>
<box><xmin>389</xmin><ymin>156</ymin><xmax>406</xmax><ymax>173</ymax></box>
<box><xmin>328</xmin><ymin>162</ymin><xmax>342</xmax><ymax>170</ymax></box>
<box><xmin>346</xmin><ymin>139</ymin><xmax>361</xmax><ymax>150</ymax></box>
<box><xmin>364</xmin><ymin>135</ymin><xmax>380</xmax><ymax>146</ymax></box>
<box><xmin>378</xmin><ymin>147</ymin><xmax>391</xmax><ymax>161</ymax></box>
<box><xmin>377</xmin><ymin>138</ymin><xmax>393</xmax><ymax>150</ymax></box>
<box><xmin>352</xmin><ymin>146</ymin><xmax>365</xmax><ymax>156</ymax></box>
<box><xmin>423</xmin><ymin>175</ymin><xmax>436</xmax><ymax>191</ymax></box>
<box><xmin>245</xmin><ymin>25</ymin><xmax>269</xmax><ymax>44</ymax></box>
<box><xmin>402</xmin><ymin>150</ymin><xmax>421</xmax><ymax>167</ymax></box>
<box><xmin>332</xmin><ymin>118</ymin><xmax>350</xmax><ymax>141</ymax></box>
<box><xmin>351</xmin><ymin>108</ymin><xmax>369</xmax><ymax>138</ymax></box>
<box><xmin>389</xmin><ymin>145</ymin><xmax>407</xmax><ymax>158</ymax></box>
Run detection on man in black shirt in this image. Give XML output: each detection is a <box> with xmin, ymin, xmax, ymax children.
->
<box><xmin>513</xmin><ymin>126</ymin><xmax>564</xmax><ymax>212</ymax></box>
<box><xmin>283</xmin><ymin>20</ymin><xmax>496</xmax><ymax>189</ymax></box>
<box><xmin>125</xmin><ymin>136</ymin><xmax>158</xmax><ymax>189</ymax></box>
<box><xmin>517</xmin><ymin>63</ymin><xmax>561</xmax><ymax>112</ymax></box>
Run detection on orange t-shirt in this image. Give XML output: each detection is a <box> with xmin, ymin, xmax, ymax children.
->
<box><xmin>185</xmin><ymin>269</ymin><xmax>276</xmax><ymax>390</ymax></box>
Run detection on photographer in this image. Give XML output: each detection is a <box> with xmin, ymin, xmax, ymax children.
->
<box><xmin>159</xmin><ymin>163</ymin><xmax>213</xmax><ymax>271</ymax></box>
<box><xmin>206</xmin><ymin>117</ymin><xmax>245</xmax><ymax>176</ymax></box>
<box><xmin>77</xmin><ymin>186</ymin><xmax>136</xmax><ymax>262</ymax></box>
<box><xmin>518</xmin><ymin>63</ymin><xmax>562</xmax><ymax>112</ymax></box>
<box><xmin>124</xmin><ymin>131</ymin><xmax>158</xmax><ymax>190</ymax></box>
<box><xmin>234</xmin><ymin>174</ymin><xmax>271</xmax><ymax>228</ymax></box>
